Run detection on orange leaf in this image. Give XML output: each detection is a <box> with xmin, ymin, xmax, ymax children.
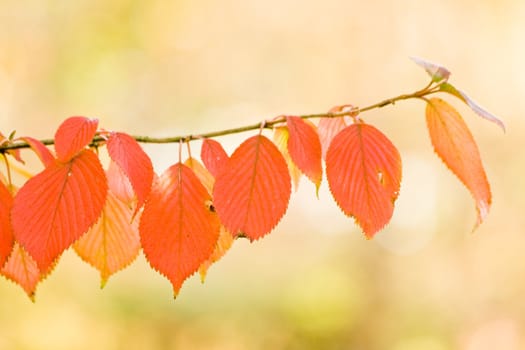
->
<box><xmin>198</xmin><ymin>226</ymin><xmax>234</xmax><ymax>282</ymax></box>
<box><xmin>1</xmin><ymin>243</ymin><xmax>40</xmax><ymax>300</ymax></box>
<box><xmin>18</xmin><ymin>136</ymin><xmax>54</xmax><ymax>167</ymax></box>
<box><xmin>74</xmin><ymin>191</ymin><xmax>140</xmax><ymax>287</ymax></box>
<box><xmin>12</xmin><ymin>150</ymin><xmax>108</xmax><ymax>271</ymax></box>
<box><xmin>286</xmin><ymin>116</ymin><xmax>322</xmax><ymax>189</ymax></box>
<box><xmin>139</xmin><ymin>163</ymin><xmax>220</xmax><ymax>296</ymax></box>
<box><xmin>317</xmin><ymin>117</ymin><xmax>347</xmax><ymax>159</ymax></box>
<box><xmin>184</xmin><ymin>157</ymin><xmax>215</xmax><ymax>194</ymax></box>
<box><xmin>326</xmin><ymin>123</ymin><xmax>402</xmax><ymax>238</ymax></box>
<box><xmin>425</xmin><ymin>98</ymin><xmax>491</xmax><ymax>227</ymax></box>
<box><xmin>0</xmin><ymin>181</ymin><xmax>14</xmax><ymax>267</ymax></box>
<box><xmin>107</xmin><ymin>132</ymin><xmax>153</xmax><ymax>209</ymax></box>
<box><xmin>213</xmin><ymin>135</ymin><xmax>291</xmax><ymax>240</ymax></box>
<box><xmin>273</xmin><ymin>126</ymin><xmax>302</xmax><ymax>190</ymax></box>
<box><xmin>107</xmin><ymin>161</ymin><xmax>135</xmax><ymax>205</ymax></box>
<box><xmin>54</xmin><ymin>116</ymin><xmax>98</xmax><ymax>162</ymax></box>
<box><xmin>201</xmin><ymin>139</ymin><xmax>229</xmax><ymax>177</ymax></box>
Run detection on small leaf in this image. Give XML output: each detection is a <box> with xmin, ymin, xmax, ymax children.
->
<box><xmin>107</xmin><ymin>161</ymin><xmax>135</xmax><ymax>205</ymax></box>
<box><xmin>54</xmin><ymin>116</ymin><xmax>98</xmax><ymax>162</ymax></box>
<box><xmin>74</xmin><ymin>191</ymin><xmax>140</xmax><ymax>287</ymax></box>
<box><xmin>1</xmin><ymin>243</ymin><xmax>40</xmax><ymax>301</ymax></box>
<box><xmin>273</xmin><ymin>126</ymin><xmax>302</xmax><ymax>190</ymax></box>
<box><xmin>426</xmin><ymin>98</ymin><xmax>491</xmax><ymax>228</ymax></box>
<box><xmin>184</xmin><ymin>157</ymin><xmax>215</xmax><ymax>194</ymax></box>
<box><xmin>213</xmin><ymin>135</ymin><xmax>291</xmax><ymax>240</ymax></box>
<box><xmin>18</xmin><ymin>136</ymin><xmax>54</xmax><ymax>167</ymax></box>
<box><xmin>326</xmin><ymin>123</ymin><xmax>402</xmax><ymax>238</ymax></box>
<box><xmin>12</xmin><ymin>150</ymin><xmax>108</xmax><ymax>271</ymax></box>
<box><xmin>0</xmin><ymin>181</ymin><xmax>14</xmax><ymax>267</ymax></box>
<box><xmin>198</xmin><ymin>226</ymin><xmax>234</xmax><ymax>282</ymax></box>
<box><xmin>317</xmin><ymin>117</ymin><xmax>347</xmax><ymax>160</ymax></box>
<box><xmin>139</xmin><ymin>163</ymin><xmax>221</xmax><ymax>296</ymax></box>
<box><xmin>286</xmin><ymin>116</ymin><xmax>323</xmax><ymax>190</ymax></box>
<box><xmin>107</xmin><ymin>132</ymin><xmax>153</xmax><ymax>209</ymax></box>
<box><xmin>440</xmin><ymin>83</ymin><xmax>506</xmax><ymax>132</ymax></box>
<box><xmin>410</xmin><ymin>56</ymin><xmax>451</xmax><ymax>82</ymax></box>
<box><xmin>201</xmin><ymin>139</ymin><xmax>229</xmax><ymax>178</ymax></box>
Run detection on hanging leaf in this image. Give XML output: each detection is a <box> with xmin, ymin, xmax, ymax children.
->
<box><xmin>139</xmin><ymin>163</ymin><xmax>221</xmax><ymax>296</ymax></box>
<box><xmin>18</xmin><ymin>136</ymin><xmax>54</xmax><ymax>167</ymax></box>
<box><xmin>12</xmin><ymin>150</ymin><xmax>108</xmax><ymax>271</ymax></box>
<box><xmin>198</xmin><ymin>226</ymin><xmax>234</xmax><ymax>282</ymax></box>
<box><xmin>425</xmin><ymin>98</ymin><xmax>491</xmax><ymax>228</ymax></box>
<box><xmin>273</xmin><ymin>126</ymin><xmax>302</xmax><ymax>190</ymax></box>
<box><xmin>184</xmin><ymin>157</ymin><xmax>215</xmax><ymax>194</ymax></box>
<box><xmin>286</xmin><ymin>116</ymin><xmax>322</xmax><ymax>190</ymax></box>
<box><xmin>439</xmin><ymin>83</ymin><xmax>506</xmax><ymax>132</ymax></box>
<box><xmin>107</xmin><ymin>132</ymin><xmax>153</xmax><ymax>209</ymax></box>
<box><xmin>54</xmin><ymin>116</ymin><xmax>98</xmax><ymax>162</ymax></box>
<box><xmin>317</xmin><ymin>117</ymin><xmax>347</xmax><ymax>160</ymax></box>
<box><xmin>326</xmin><ymin>123</ymin><xmax>402</xmax><ymax>238</ymax></box>
<box><xmin>213</xmin><ymin>135</ymin><xmax>291</xmax><ymax>240</ymax></box>
<box><xmin>201</xmin><ymin>139</ymin><xmax>229</xmax><ymax>178</ymax></box>
<box><xmin>74</xmin><ymin>191</ymin><xmax>140</xmax><ymax>287</ymax></box>
<box><xmin>106</xmin><ymin>161</ymin><xmax>136</xmax><ymax>205</ymax></box>
<box><xmin>410</xmin><ymin>56</ymin><xmax>451</xmax><ymax>82</ymax></box>
<box><xmin>0</xmin><ymin>181</ymin><xmax>14</xmax><ymax>267</ymax></box>
<box><xmin>1</xmin><ymin>243</ymin><xmax>40</xmax><ymax>300</ymax></box>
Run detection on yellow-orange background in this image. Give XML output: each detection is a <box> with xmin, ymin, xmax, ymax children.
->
<box><xmin>1</xmin><ymin>1</ymin><xmax>524</xmax><ymax>349</ymax></box>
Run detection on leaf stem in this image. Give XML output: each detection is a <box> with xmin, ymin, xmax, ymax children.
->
<box><xmin>0</xmin><ymin>80</ymin><xmax>441</xmax><ymax>152</ymax></box>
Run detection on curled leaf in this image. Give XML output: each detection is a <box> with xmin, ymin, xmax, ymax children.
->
<box><xmin>410</xmin><ymin>56</ymin><xmax>451</xmax><ymax>82</ymax></box>
<box><xmin>425</xmin><ymin>98</ymin><xmax>491</xmax><ymax>228</ymax></box>
<box><xmin>273</xmin><ymin>126</ymin><xmax>302</xmax><ymax>190</ymax></box>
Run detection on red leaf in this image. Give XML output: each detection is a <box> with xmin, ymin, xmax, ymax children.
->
<box><xmin>426</xmin><ymin>98</ymin><xmax>491</xmax><ymax>227</ymax></box>
<box><xmin>201</xmin><ymin>139</ymin><xmax>229</xmax><ymax>177</ymax></box>
<box><xmin>0</xmin><ymin>181</ymin><xmax>14</xmax><ymax>267</ymax></box>
<box><xmin>1</xmin><ymin>243</ymin><xmax>40</xmax><ymax>300</ymax></box>
<box><xmin>139</xmin><ymin>163</ymin><xmax>220</xmax><ymax>296</ymax></box>
<box><xmin>326</xmin><ymin>123</ymin><xmax>402</xmax><ymax>238</ymax></box>
<box><xmin>12</xmin><ymin>150</ymin><xmax>108</xmax><ymax>271</ymax></box>
<box><xmin>318</xmin><ymin>117</ymin><xmax>347</xmax><ymax>160</ymax></box>
<box><xmin>213</xmin><ymin>135</ymin><xmax>291</xmax><ymax>240</ymax></box>
<box><xmin>286</xmin><ymin>116</ymin><xmax>322</xmax><ymax>189</ymax></box>
<box><xmin>107</xmin><ymin>132</ymin><xmax>153</xmax><ymax>209</ymax></box>
<box><xmin>54</xmin><ymin>116</ymin><xmax>98</xmax><ymax>162</ymax></box>
<box><xmin>74</xmin><ymin>191</ymin><xmax>140</xmax><ymax>287</ymax></box>
<box><xmin>107</xmin><ymin>161</ymin><xmax>135</xmax><ymax>205</ymax></box>
<box><xmin>19</xmin><ymin>136</ymin><xmax>54</xmax><ymax>167</ymax></box>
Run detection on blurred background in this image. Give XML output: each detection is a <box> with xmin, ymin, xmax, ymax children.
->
<box><xmin>0</xmin><ymin>0</ymin><xmax>524</xmax><ymax>349</ymax></box>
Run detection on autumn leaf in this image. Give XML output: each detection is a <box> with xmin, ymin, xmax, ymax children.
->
<box><xmin>184</xmin><ymin>157</ymin><xmax>215</xmax><ymax>194</ymax></box>
<box><xmin>201</xmin><ymin>139</ymin><xmax>229</xmax><ymax>177</ymax></box>
<box><xmin>317</xmin><ymin>117</ymin><xmax>347</xmax><ymax>160</ymax></box>
<box><xmin>139</xmin><ymin>163</ymin><xmax>221</xmax><ymax>296</ymax></box>
<box><xmin>273</xmin><ymin>126</ymin><xmax>302</xmax><ymax>190</ymax></box>
<box><xmin>286</xmin><ymin>116</ymin><xmax>322</xmax><ymax>190</ymax></box>
<box><xmin>106</xmin><ymin>161</ymin><xmax>135</xmax><ymax>205</ymax></box>
<box><xmin>107</xmin><ymin>132</ymin><xmax>153</xmax><ymax>209</ymax></box>
<box><xmin>198</xmin><ymin>226</ymin><xmax>234</xmax><ymax>282</ymax></box>
<box><xmin>425</xmin><ymin>98</ymin><xmax>491</xmax><ymax>228</ymax></box>
<box><xmin>18</xmin><ymin>136</ymin><xmax>54</xmax><ymax>167</ymax></box>
<box><xmin>54</xmin><ymin>116</ymin><xmax>99</xmax><ymax>162</ymax></box>
<box><xmin>326</xmin><ymin>123</ymin><xmax>402</xmax><ymax>238</ymax></box>
<box><xmin>1</xmin><ymin>243</ymin><xmax>40</xmax><ymax>300</ymax></box>
<box><xmin>12</xmin><ymin>150</ymin><xmax>108</xmax><ymax>271</ymax></box>
<box><xmin>213</xmin><ymin>135</ymin><xmax>291</xmax><ymax>240</ymax></box>
<box><xmin>0</xmin><ymin>181</ymin><xmax>14</xmax><ymax>267</ymax></box>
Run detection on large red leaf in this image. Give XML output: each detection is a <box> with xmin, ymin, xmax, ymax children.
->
<box><xmin>286</xmin><ymin>116</ymin><xmax>322</xmax><ymax>189</ymax></box>
<box><xmin>54</xmin><ymin>116</ymin><xmax>98</xmax><ymax>162</ymax></box>
<box><xmin>201</xmin><ymin>139</ymin><xmax>229</xmax><ymax>177</ymax></box>
<box><xmin>107</xmin><ymin>132</ymin><xmax>153</xmax><ymax>209</ymax></box>
<box><xmin>317</xmin><ymin>117</ymin><xmax>347</xmax><ymax>160</ymax></box>
<box><xmin>425</xmin><ymin>98</ymin><xmax>491</xmax><ymax>227</ymax></box>
<box><xmin>139</xmin><ymin>163</ymin><xmax>220</xmax><ymax>296</ymax></box>
<box><xmin>12</xmin><ymin>150</ymin><xmax>108</xmax><ymax>271</ymax></box>
<box><xmin>1</xmin><ymin>243</ymin><xmax>40</xmax><ymax>300</ymax></box>
<box><xmin>213</xmin><ymin>135</ymin><xmax>291</xmax><ymax>240</ymax></box>
<box><xmin>0</xmin><ymin>181</ymin><xmax>14</xmax><ymax>267</ymax></box>
<box><xmin>74</xmin><ymin>190</ymin><xmax>140</xmax><ymax>287</ymax></box>
<box><xmin>326</xmin><ymin>123</ymin><xmax>402</xmax><ymax>238</ymax></box>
